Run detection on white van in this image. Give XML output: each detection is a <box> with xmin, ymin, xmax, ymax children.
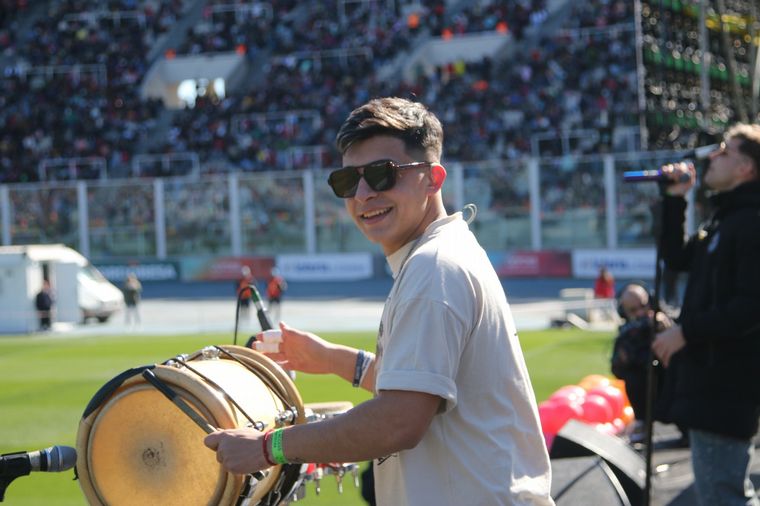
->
<box><xmin>0</xmin><ymin>244</ymin><xmax>124</xmax><ymax>332</ymax></box>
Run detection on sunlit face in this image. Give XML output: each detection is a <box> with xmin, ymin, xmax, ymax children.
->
<box><xmin>620</xmin><ymin>286</ymin><xmax>650</xmax><ymax>320</ymax></box>
<box><xmin>341</xmin><ymin>136</ymin><xmax>442</xmax><ymax>256</ymax></box>
<box><xmin>705</xmin><ymin>138</ymin><xmax>756</xmax><ymax>192</ymax></box>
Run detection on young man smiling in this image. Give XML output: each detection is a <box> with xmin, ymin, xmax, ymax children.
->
<box><xmin>205</xmin><ymin>97</ymin><xmax>554</xmax><ymax>505</ymax></box>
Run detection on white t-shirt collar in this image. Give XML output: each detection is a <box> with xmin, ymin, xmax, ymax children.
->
<box><xmin>386</xmin><ymin>213</ymin><xmax>462</xmax><ymax>278</ymax></box>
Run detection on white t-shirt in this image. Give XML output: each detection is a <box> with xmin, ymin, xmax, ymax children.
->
<box><xmin>373</xmin><ymin>213</ymin><xmax>553</xmax><ymax>506</ymax></box>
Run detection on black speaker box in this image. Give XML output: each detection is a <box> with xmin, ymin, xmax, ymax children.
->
<box><xmin>551</xmin><ymin>420</ymin><xmax>646</xmax><ymax>505</ymax></box>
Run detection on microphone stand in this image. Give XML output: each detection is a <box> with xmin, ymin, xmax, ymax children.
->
<box><xmin>642</xmin><ymin>182</ymin><xmax>670</xmax><ymax>506</ymax></box>
<box><xmin>0</xmin><ymin>453</ymin><xmax>33</xmax><ymax>502</ymax></box>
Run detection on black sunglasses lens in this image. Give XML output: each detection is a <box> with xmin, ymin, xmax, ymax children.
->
<box><xmin>363</xmin><ymin>161</ymin><xmax>395</xmax><ymax>192</ymax></box>
<box><xmin>328</xmin><ymin>161</ymin><xmax>396</xmax><ymax>197</ymax></box>
<box><xmin>329</xmin><ymin>167</ymin><xmax>361</xmax><ymax>197</ymax></box>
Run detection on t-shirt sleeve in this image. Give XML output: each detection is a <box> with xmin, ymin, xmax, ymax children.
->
<box><xmin>375</xmin><ymin>296</ymin><xmax>468</xmax><ymax>412</ymax></box>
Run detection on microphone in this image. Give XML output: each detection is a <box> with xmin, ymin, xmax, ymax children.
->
<box><xmin>0</xmin><ymin>446</ymin><xmax>77</xmax><ymax>501</ymax></box>
<box><xmin>623</xmin><ymin>168</ymin><xmax>692</xmax><ymax>183</ymax></box>
<box><xmin>1</xmin><ymin>446</ymin><xmax>77</xmax><ymax>475</ymax></box>
<box><xmin>683</xmin><ymin>143</ymin><xmax>720</xmax><ymax>160</ymax></box>
<box><xmin>623</xmin><ymin>144</ymin><xmax>718</xmax><ymax>183</ymax></box>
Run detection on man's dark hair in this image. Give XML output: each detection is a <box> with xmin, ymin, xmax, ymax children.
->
<box><xmin>726</xmin><ymin>123</ymin><xmax>760</xmax><ymax>178</ymax></box>
<box><xmin>335</xmin><ymin>97</ymin><xmax>444</xmax><ymax>162</ymax></box>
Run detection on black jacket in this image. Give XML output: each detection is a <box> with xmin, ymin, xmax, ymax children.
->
<box><xmin>660</xmin><ymin>180</ymin><xmax>760</xmax><ymax>439</ymax></box>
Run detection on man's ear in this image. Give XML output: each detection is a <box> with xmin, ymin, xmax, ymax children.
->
<box><xmin>428</xmin><ymin>164</ymin><xmax>447</xmax><ymax>192</ymax></box>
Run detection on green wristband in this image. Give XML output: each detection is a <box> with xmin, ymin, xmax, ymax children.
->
<box><xmin>271</xmin><ymin>428</ymin><xmax>288</xmax><ymax>465</ymax></box>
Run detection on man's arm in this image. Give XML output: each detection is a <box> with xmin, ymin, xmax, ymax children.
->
<box><xmin>257</xmin><ymin>321</ymin><xmax>376</xmax><ymax>391</ymax></box>
<box><xmin>205</xmin><ymin>389</ymin><xmax>440</xmax><ymax>474</ymax></box>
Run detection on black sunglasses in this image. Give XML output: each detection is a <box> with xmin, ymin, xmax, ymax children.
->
<box><xmin>327</xmin><ymin>159</ymin><xmax>432</xmax><ymax>198</ymax></box>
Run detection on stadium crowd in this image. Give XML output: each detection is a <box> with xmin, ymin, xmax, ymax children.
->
<box><xmin>0</xmin><ymin>0</ymin><xmax>713</xmax><ymax>187</ymax></box>
<box><xmin>1</xmin><ymin>0</ymin><xmax>188</xmax><ymax>182</ymax></box>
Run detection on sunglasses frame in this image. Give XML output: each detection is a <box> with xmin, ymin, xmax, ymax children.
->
<box><xmin>327</xmin><ymin>159</ymin><xmax>432</xmax><ymax>198</ymax></box>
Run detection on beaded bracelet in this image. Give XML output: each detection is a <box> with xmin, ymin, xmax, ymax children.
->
<box><xmin>262</xmin><ymin>430</ymin><xmax>276</xmax><ymax>466</ymax></box>
<box><xmin>271</xmin><ymin>428</ymin><xmax>288</xmax><ymax>465</ymax></box>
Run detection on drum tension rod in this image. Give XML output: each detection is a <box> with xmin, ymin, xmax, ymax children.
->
<box><xmin>141</xmin><ymin>370</ymin><xmax>267</xmax><ymax>482</ymax></box>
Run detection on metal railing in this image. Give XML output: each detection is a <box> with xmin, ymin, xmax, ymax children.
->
<box><xmin>0</xmin><ymin>150</ymin><xmax>699</xmax><ymax>260</ymax></box>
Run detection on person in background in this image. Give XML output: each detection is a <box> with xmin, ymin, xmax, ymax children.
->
<box><xmin>123</xmin><ymin>272</ymin><xmax>142</xmax><ymax>326</ymax></box>
<box><xmin>35</xmin><ymin>279</ymin><xmax>53</xmax><ymax>331</ymax></box>
<box><xmin>204</xmin><ymin>97</ymin><xmax>554</xmax><ymax>505</ymax></box>
<box><xmin>611</xmin><ymin>282</ymin><xmax>674</xmax><ymax>444</ymax></box>
<box><xmin>236</xmin><ymin>265</ymin><xmax>256</xmax><ymax>322</ymax></box>
<box><xmin>593</xmin><ymin>266</ymin><xmax>616</xmax><ymax>321</ymax></box>
<box><xmin>266</xmin><ymin>267</ymin><xmax>287</xmax><ymax>323</ymax></box>
<box><xmin>593</xmin><ymin>266</ymin><xmax>615</xmax><ymax>299</ymax></box>
<box><xmin>652</xmin><ymin>123</ymin><xmax>760</xmax><ymax>506</ymax></box>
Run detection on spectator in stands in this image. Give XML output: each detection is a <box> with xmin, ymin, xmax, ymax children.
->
<box><xmin>34</xmin><ymin>279</ymin><xmax>53</xmax><ymax>331</ymax></box>
<box><xmin>122</xmin><ymin>272</ymin><xmax>142</xmax><ymax>327</ymax></box>
<box><xmin>205</xmin><ymin>97</ymin><xmax>553</xmax><ymax>505</ymax></box>
<box><xmin>652</xmin><ymin>124</ymin><xmax>760</xmax><ymax>506</ymax></box>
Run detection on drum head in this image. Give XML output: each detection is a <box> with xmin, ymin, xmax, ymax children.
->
<box><xmin>87</xmin><ymin>384</ymin><xmax>228</xmax><ymax>505</ymax></box>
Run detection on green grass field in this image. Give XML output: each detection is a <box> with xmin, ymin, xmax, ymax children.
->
<box><xmin>0</xmin><ymin>328</ymin><xmax>613</xmax><ymax>505</ymax></box>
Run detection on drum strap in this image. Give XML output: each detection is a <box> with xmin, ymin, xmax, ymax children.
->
<box><xmin>174</xmin><ymin>359</ymin><xmax>265</xmax><ymax>431</ymax></box>
<box><xmin>82</xmin><ymin>365</ymin><xmax>154</xmax><ymax>419</ymax></box>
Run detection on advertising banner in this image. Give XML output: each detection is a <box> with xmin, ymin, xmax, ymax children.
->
<box><xmin>572</xmin><ymin>249</ymin><xmax>657</xmax><ymax>278</ymax></box>
<box><xmin>183</xmin><ymin>256</ymin><xmax>274</xmax><ymax>281</ymax></box>
<box><xmin>491</xmin><ymin>251</ymin><xmax>572</xmax><ymax>277</ymax></box>
<box><xmin>276</xmin><ymin>253</ymin><xmax>373</xmax><ymax>281</ymax></box>
<box><xmin>95</xmin><ymin>261</ymin><xmax>181</xmax><ymax>282</ymax></box>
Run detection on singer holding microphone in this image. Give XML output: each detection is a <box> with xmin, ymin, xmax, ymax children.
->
<box><xmin>651</xmin><ymin>124</ymin><xmax>760</xmax><ymax>506</ymax></box>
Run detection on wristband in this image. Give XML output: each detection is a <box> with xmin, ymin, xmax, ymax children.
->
<box><xmin>262</xmin><ymin>430</ymin><xmax>276</xmax><ymax>466</ymax></box>
<box><xmin>359</xmin><ymin>351</ymin><xmax>375</xmax><ymax>386</ymax></box>
<box><xmin>271</xmin><ymin>428</ymin><xmax>288</xmax><ymax>465</ymax></box>
<box><xmin>352</xmin><ymin>350</ymin><xmax>366</xmax><ymax>387</ymax></box>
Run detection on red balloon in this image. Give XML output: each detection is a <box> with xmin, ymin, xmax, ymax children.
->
<box><xmin>580</xmin><ymin>393</ymin><xmax>614</xmax><ymax>424</ymax></box>
<box><xmin>538</xmin><ymin>401</ymin><xmax>560</xmax><ymax>434</ymax></box>
<box><xmin>543</xmin><ymin>432</ymin><xmax>556</xmax><ymax>452</ymax></box>
<box><xmin>538</xmin><ymin>399</ymin><xmax>583</xmax><ymax>434</ymax></box>
<box><xmin>550</xmin><ymin>385</ymin><xmax>586</xmax><ymax>404</ymax></box>
<box><xmin>587</xmin><ymin>384</ymin><xmax>625</xmax><ymax>419</ymax></box>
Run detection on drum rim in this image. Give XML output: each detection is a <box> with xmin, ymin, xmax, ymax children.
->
<box><xmin>76</xmin><ymin>345</ymin><xmax>307</xmax><ymax>506</ymax></box>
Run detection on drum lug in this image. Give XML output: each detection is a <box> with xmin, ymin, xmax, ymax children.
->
<box><xmin>275</xmin><ymin>407</ymin><xmax>298</xmax><ymax>425</ymax></box>
<box><xmin>245</xmin><ymin>421</ymin><xmax>267</xmax><ymax>431</ymax></box>
<box><xmin>201</xmin><ymin>347</ymin><xmax>221</xmax><ymax>359</ymax></box>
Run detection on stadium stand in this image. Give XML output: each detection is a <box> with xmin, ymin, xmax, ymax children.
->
<box><xmin>2</xmin><ymin>0</ymin><xmax>577</xmax><ymax>180</ymax></box>
<box><xmin>6</xmin><ymin>0</ymin><xmax>757</xmax><ymax>259</ymax></box>
<box><xmin>0</xmin><ymin>0</ymin><xmax>757</xmax><ymax>187</ymax></box>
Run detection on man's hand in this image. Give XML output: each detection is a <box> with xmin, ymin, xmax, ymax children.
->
<box><xmin>204</xmin><ymin>428</ymin><xmax>268</xmax><ymax>475</ymax></box>
<box><xmin>254</xmin><ymin>321</ymin><xmax>335</xmax><ymax>374</ymax></box>
<box><xmin>652</xmin><ymin>325</ymin><xmax>687</xmax><ymax>367</ymax></box>
<box><xmin>660</xmin><ymin>162</ymin><xmax>696</xmax><ymax>196</ymax></box>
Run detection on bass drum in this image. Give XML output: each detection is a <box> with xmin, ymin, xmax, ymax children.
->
<box><xmin>76</xmin><ymin>345</ymin><xmax>305</xmax><ymax>506</ymax></box>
